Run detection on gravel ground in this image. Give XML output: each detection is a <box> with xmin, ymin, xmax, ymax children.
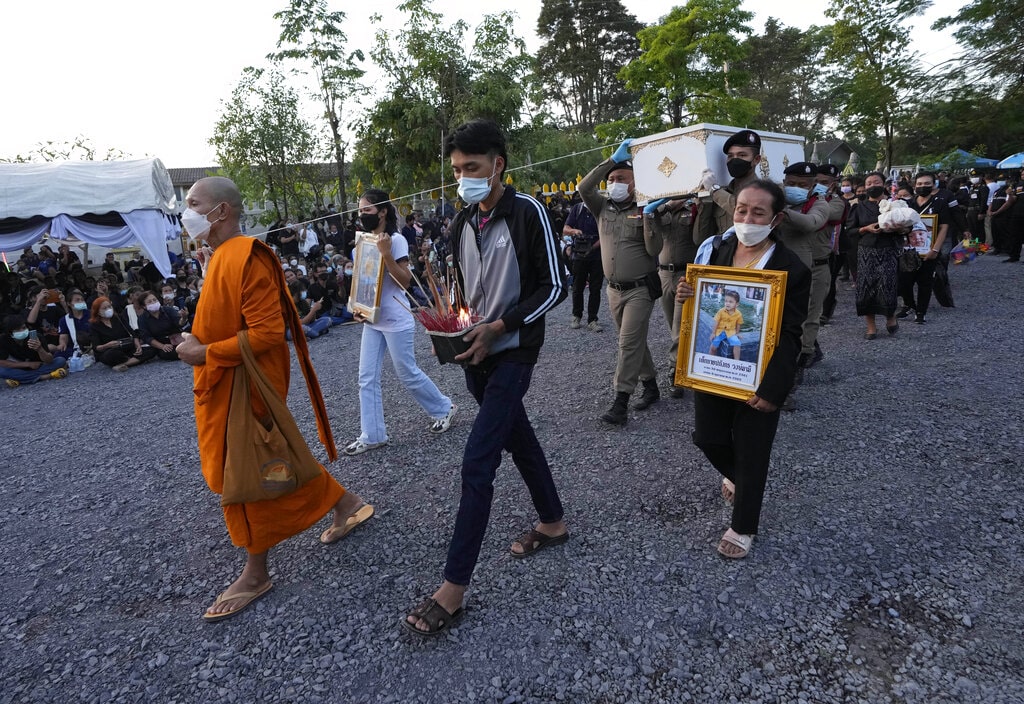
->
<box><xmin>1</xmin><ymin>255</ymin><xmax>1022</xmax><ymax>704</ymax></box>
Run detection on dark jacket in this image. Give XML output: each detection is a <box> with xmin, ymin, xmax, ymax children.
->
<box><xmin>708</xmin><ymin>237</ymin><xmax>810</xmax><ymax>407</ymax></box>
<box><xmin>449</xmin><ymin>186</ymin><xmax>567</xmax><ymax>365</ymax></box>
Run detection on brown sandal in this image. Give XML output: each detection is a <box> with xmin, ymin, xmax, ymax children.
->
<box><xmin>510</xmin><ymin>528</ymin><xmax>570</xmax><ymax>559</ymax></box>
<box><xmin>400</xmin><ymin>598</ymin><xmax>465</xmax><ymax>637</ymax></box>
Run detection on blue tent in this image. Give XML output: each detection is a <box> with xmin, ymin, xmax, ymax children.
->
<box><xmin>997</xmin><ymin>152</ymin><xmax>1024</xmax><ymax>169</ymax></box>
<box><xmin>932</xmin><ymin>149</ymin><xmax>999</xmax><ymax>169</ymax></box>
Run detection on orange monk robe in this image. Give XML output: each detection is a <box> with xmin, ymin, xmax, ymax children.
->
<box><xmin>191</xmin><ymin>236</ymin><xmax>344</xmax><ymax>554</ymax></box>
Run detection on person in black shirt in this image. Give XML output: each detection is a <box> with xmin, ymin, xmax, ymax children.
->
<box><xmin>0</xmin><ymin>314</ymin><xmax>69</xmax><ymax>387</ymax></box>
<box><xmin>900</xmin><ymin>172</ymin><xmax>950</xmax><ymax>324</ymax></box>
<box><xmin>139</xmin><ymin>291</ymin><xmax>183</xmax><ymax>360</ymax></box>
<box><xmin>89</xmin><ymin>297</ymin><xmax>154</xmax><ymax>371</ymax></box>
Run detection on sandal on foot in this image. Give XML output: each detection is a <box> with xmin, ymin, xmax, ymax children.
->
<box><xmin>400</xmin><ymin>598</ymin><xmax>465</xmax><ymax>637</ymax></box>
<box><xmin>510</xmin><ymin>528</ymin><xmax>570</xmax><ymax>559</ymax></box>
<box><xmin>721</xmin><ymin>478</ymin><xmax>735</xmax><ymax>505</ymax></box>
<box><xmin>886</xmin><ymin>323</ymin><xmax>899</xmax><ymax>335</ymax></box>
<box><xmin>864</xmin><ymin>332</ymin><xmax>877</xmax><ymax>340</ymax></box>
<box><xmin>717</xmin><ymin>529</ymin><xmax>754</xmax><ymax>559</ymax></box>
<box><xmin>320</xmin><ymin>504</ymin><xmax>374</xmax><ymax>544</ymax></box>
<box><xmin>202</xmin><ymin>582</ymin><xmax>273</xmax><ymax>622</ymax></box>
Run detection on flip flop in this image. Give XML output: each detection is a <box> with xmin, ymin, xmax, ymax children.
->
<box><xmin>721</xmin><ymin>478</ymin><xmax>735</xmax><ymax>505</ymax></box>
<box><xmin>510</xmin><ymin>528</ymin><xmax>570</xmax><ymax>559</ymax></box>
<box><xmin>717</xmin><ymin>529</ymin><xmax>754</xmax><ymax>559</ymax></box>
<box><xmin>319</xmin><ymin>503</ymin><xmax>374</xmax><ymax>544</ymax></box>
<box><xmin>400</xmin><ymin>598</ymin><xmax>466</xmax><ymax>638</ymax></box>
<box><xmin>202</xmin><ymin>581</ymin><xmax>273</xmax><ymax>622</ymax></box>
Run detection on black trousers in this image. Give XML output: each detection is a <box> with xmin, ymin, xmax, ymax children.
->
<box><xmin>821</xmin><ymin>251</ymin><xmax>846</xmax><ymax>320</ymax></box>
<box><xmin>1006</xmin><ymin>219</ymin><xmax>1024</xmax><ymax>260</ymax></box>
<box><xmin>571</xmin><ymin>257</ymin><xmax>604</xmax><ymax>322</ymax></box>
<box><xmin>992</xmin><ymin>215</ymin><xmax>1012</xmax><ymax>253</ymax></box>
<box><xmin>898</xmin><ymin>258</ymin><xmax>939</xmax><ymax>317</ymax></box>
<box><xmin>692</xmin><ymin>391</ymin><xmax>781</xmax><ymax>535</ymax></box>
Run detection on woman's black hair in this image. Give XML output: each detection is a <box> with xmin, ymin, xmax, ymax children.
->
<box><xmin>736</xmin><ymin>179</ymin><xmax>786</xmax><ymax>215</ymax></box>
<box><xmin>360</xmin><ymin>188</ymin><xmax>399</xmax><ymax>234</ymax></box>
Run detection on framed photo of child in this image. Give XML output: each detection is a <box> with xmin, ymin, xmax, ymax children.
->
<box><xmin>674</xmin><ymin>264</ymin><xmax>788</xmax><ymax>402</ymax></box>
<box><xmin>347</xmin><ymin>233</ymin><xmax>385</xmax><ymax>324</ymax></box>
<box><xmin>912</xmin><ymin>214</ymin><xmax>937</xmax><ymax>256</ymax></box>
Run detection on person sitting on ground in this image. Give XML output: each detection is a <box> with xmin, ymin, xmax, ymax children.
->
<box><xmin>139</xmin><ymin>291</ymin><xmax>184</xmax><ymax>361</ymax></box>
<box><xmin>159</xmin><ymin>281</ymin><xmax>190</xmax><ymax>329</ymax></box>
<box><xmin>25</xmin><ymin>286</ymin><xmax>67</xmax><ymax>349</ymax></box>
<box><xmin>0</xmin><ymin>314</ymin><xmax>69</xmax><ymax>388</ymax></box>
<box><xmin>287</xmin><ymin>279</ymin><xmax>331</xmax><ymax>339</ymax></box>
<box><xmin>56</xmin><ymin>289</ymin><xmax>92</xmax><ymax>356</ymax></box>
<box><xmin>709</xmin><ymin>290</ymin><xmax>744</xmax><ymax>360</ymax></box>
<box><xmin>102</xmin><ymin>252</ymin><xmax>124</xmax><ymax>283</ymax></box>
<box><xmin>89</xmin><ymin>297</ymin><xmax>155</xmax><ymax>371</ymax></box>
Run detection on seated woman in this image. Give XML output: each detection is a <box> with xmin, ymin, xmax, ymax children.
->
<box><xmin>287</xmin><ymin>279</ymin><xmax>332</xmax><ymax>339</ymax></box>
<box><xmin>158</xmin><ymin>281</ymin><xmax>190</xmax><ymax>329</ymax></box>
<box><xmin>89</xmin><ymin>297</ymin><xmax>155</xmax><ymax>372</ymax></box>
<box><xmin>0</xmin><ymin>314</ymin><xmax>69</xmax><ymax>388</ymax></box>
<box><xmin>56</xmin><ymin>289</ymin><xmax>92</xmax><ymax>356</ymax></box>
<box><xmin>139</xmin><ymin>291</ymin><xmax>184</xmax><ymax>361</ymax></box>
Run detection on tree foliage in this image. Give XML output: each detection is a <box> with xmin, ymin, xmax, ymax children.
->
<box><xmin>735</xmin><ymin>19</ymin><xmax>837</xmax><ymax>140</ymax></box>
<box><xmin>210</xmin><ymin>67</ymin><xmax>324</xmax><ymax>222</ymax></box>
<box><xmin>533</xmin><ymin>0</ymin><xmax>643</xmax><ymax>130</ymax></box>
<box><xmin>269</xmin><ymin>0</ymin><xmax>365</xmax><ymax>210</ymax></box>
<box><xmin>1</xmin><ymin>136</ymin><xmax>130</xmax><ymax>163</ymax></box>
<box><xmin>616</xmin><ymin>0</ymin><xmax>759</xmax><ymax>131</ymax></box>
<box><xmin>825</xmin><ymin>0</ymin><xmax>931</xmax><ymax>171</ymax></box>
<box><xmin>354</xmin><ymin>0</ymin><xmax>532</xmax><ymax>197</ymax></box>
<box><xmin>933</xmin><ymin>0</ymin><xmax>1024</xmax><ymax>95</ymax></box>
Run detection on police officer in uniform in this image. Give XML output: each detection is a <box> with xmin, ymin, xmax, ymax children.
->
<box><xmin>578</xmin><ymin>140</ymin><xmax>661</xmax><ymax>425</ymax></box>
<box><xmin>966</xmin><ymin>169</ymin><xmax>989</xmax><ymax>236</ymax></box>
<box><xmin>693</xmin><ymin>129</ymin><xmax>763</xmax><ymax>245</ymax></box>
<box><xmin>776</xmin><ymin>162</ymin><xmax>831</xmax><ymax>374</ymax></box>
<box><xmin>816</xmin><ymin>164</ymin><xmax>850</xmax><ymax>325</ymax></box>
<box><xmin>644</xmin><ymin>197</ymin><xmax>697</xmax><ymax>398</ymax></box>
<box><xmin>1006</xmin><ymin>169</ymin><xmax>1024</xmax><ymax>262</ymax></box>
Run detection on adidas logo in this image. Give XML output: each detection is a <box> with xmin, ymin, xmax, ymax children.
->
<box><xmin>496</xmin><ymin>235</ymin><xmax>509</xmax><ymax>248</ymax></box>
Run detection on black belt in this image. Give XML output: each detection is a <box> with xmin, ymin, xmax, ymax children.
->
<box><xmin>812</xmin><ymin>257</ymin><xmax>830</xmax><ymax>266</ymax></box>
<box><xmin>607</xmin><ymin>278</ymin><xmax>646</xmax><ymax>291</ymax></box>
<box><xmin>658</xmin><ymin>262</ymin><xmax>688</xmax><ymax>272</ymax></box>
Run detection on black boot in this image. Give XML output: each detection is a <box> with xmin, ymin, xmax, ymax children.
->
<box><xmin>633</xmin><ymin>378</ymin><xmax>661</xmax><ymax>410</ymax></box>
<box><xmin>601</xmin><ymin>392</ymin><xmax>630</xmax><ymax>425</ymax></box>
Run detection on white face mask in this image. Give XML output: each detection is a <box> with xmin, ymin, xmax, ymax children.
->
<box><xmin>100</xmin><ymin>308</ymin><xmax>115</xmax><ymax>319</ymax></box>
<box><xmin>607</xmin><ymin>182</ymin><xmax>631</xmax><ymax>202</ymax></box>
<box><xmin>181</xmin><ymin>203</ymin><xmax>222</xmax><ymax>241</ymax></box>
<box><xmin>970</xmin><ymin>177</ymin><xmax>980</xmax><ymax>185</ymax></box>
<box><xmin>146</xmin><ymin>302</ymin><xmax>161</xmax><ymax>312</ymax></box>
<box><xmin>734</xmin><ymin>221</ymin><xmax>775</xmax><ymax>247</ymax></box>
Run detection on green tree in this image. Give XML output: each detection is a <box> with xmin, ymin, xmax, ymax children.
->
<box><xmin>534</xmin><ymin>0</ymin><xmax>643</xmax><ymax>129</ymax></box>
<box><xmin>210</xmin><ymin>67</ymin><xmax>322</xmax><ymax>221</ymax></box>
<box><xmin>825</xmin><ymin>0</ymin><xmax>930</xmax><ymax>172</ymax></box>
<box><xmin>616</xmin><ymin>0</ymin><xmax>759</xmax><ymax>131</ymax></box>
<box><xmin>1</xmin><ymin>136</ymin><xmax>130</xmax><ymax>163</ymax></box>
<box><xmin>933</xmin><ymin>0</ymin><xmax>1024</xmax><ymax>94</ymax></box>
<box><xmin>355</xmin><ymin>0</ymin><xmax>533</xmax><ymax>196</ymax></box>
<box><xmin>735</xmin><ymin>19</ymin><xmax>837</xmax><ymax>140</ymax></box>
<box><xmin>269</xmin><ymin>0</ymin><xmax>366</xmax><ymax>211</ymax></box>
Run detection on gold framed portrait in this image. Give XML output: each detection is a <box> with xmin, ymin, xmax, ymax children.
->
<box><xmin>348</xmin><ymin>233</ymin><xmax>385</xmax><ymax>324</ymax></box>
<box><xmin>913</xmin><ymin>214</ymin><xmax>937</xmax><ymax>256</ymax></box>
<box><xmin>674</xmin><ymin>264</ymin><xmax>788</xmax><ymax>401</ymax></box>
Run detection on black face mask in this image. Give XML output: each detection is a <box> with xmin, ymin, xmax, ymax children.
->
<box><xmin>856</xmin><ymin>194</ymin><xmax>868</xmax><ymax>202</ymax></box>
<box><xmin>726</xmin><ymin>158</ymin><xmax>754</xmax><ymax>179</ymax></box>
<box><xmin>359</xmin><ymin>213</ymin><xmax>380</xmax><ymax>232</ymax></box>
<box><xmin>866</xmin><ymin>186</ymin><xmax>886</xmax><ymax>199</ymax></box>
<box><xmin>915</xmin><ymin>186</ymin><xmax>933</xmax><ymax>197</ymax></box>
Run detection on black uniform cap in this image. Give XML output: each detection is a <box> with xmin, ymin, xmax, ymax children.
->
<box><xmin>722</xmin><ymin>129</ymin><xmax>761</xmax><ymax>154</ymax></box>
<box><xmin>784</xmin><ymin>162</ymin><xmax>817</xmax><ymax>176</ymax></box>
<box><xmin>816</xmin><ymin>164</ymin><xmax>840</xmax><ymax>178</ymax></box>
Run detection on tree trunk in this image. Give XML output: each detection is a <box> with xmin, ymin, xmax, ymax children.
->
<box><xmin>329</xmin><ymin>110</ymin><xmax>345</xmax><ymax>210</ymax></box>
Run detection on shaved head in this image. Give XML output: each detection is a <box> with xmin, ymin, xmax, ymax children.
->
<box><xmin>192</xmin><ymin>177</ymin><xmax>243</xmax><ymax>212</ymax></box>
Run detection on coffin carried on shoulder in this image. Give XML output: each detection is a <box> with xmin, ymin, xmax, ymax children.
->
<box><xmin>629</xmin><ymin>123</ymin><xmax>806</xmax><ymax>205</ymax></box>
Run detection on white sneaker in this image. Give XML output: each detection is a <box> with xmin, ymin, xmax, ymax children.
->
<box><xmin>430</xmin><ymin>404</ymin><xmax>458</xmax><ymax>434</ymax></box>
<box><xmin>570</xmin><ymin>317</ymin><xmax>582</xmax><ymax>329</ymax></box>
<box><xmin>343</xmin><ymin>439</ymin><xmax>388</xmax><ymax>456</ymax></box>
<box><xmin>588</xmin><ymin>320</ymin><xmax>603</xmax><ymax>332</ymax></box>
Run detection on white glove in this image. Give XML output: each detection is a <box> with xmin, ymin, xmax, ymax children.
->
<box><xmin>701</xmin><ymin>169</ymin><xmax>718</xmax><ymax>191</ymax></box>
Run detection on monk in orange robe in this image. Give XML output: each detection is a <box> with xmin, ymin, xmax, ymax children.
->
<box><xmin>177</xmin><ymin>177</ymin><xmax>371</xmax><ymax>622</ymax></box>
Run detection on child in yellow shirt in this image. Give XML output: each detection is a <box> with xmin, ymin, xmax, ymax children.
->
<box><xmin>709</xmin><ymin>290</ymin><xmax>743</xmax><ymax>360</ymax></box>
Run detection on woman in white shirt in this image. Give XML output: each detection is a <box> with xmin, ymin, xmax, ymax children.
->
<box><xmin>344</xmin><ymin>189</ymin><xmax>457</xmax><ymax>455</ymax></box>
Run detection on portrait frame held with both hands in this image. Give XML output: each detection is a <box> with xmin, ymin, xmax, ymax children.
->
<box><xmin>347</xmin><ymin>233</ymin><xmax>385</xmax><ymax>324</ymax></box>
<box><xmin>674</xmin><ymin>264</ymin><xmax>788</xmax><ymax>401</ymax></box>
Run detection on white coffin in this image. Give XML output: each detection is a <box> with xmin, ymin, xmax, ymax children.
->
<box><xmin>629</xmin><ymin>123</ymin><xmax>806</xmax><ymax>205</ymax></box>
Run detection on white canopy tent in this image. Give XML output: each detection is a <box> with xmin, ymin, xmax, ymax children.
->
<box><xmin>0</xmin><ymin>159</ymin><xmax>180</xmax><ymax>277</ymax></box>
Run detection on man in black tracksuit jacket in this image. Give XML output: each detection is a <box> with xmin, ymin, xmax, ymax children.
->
<box><xmin>402</xmin><ymin>119</ymin><xmax>568</xmax><ymax>637</ymax></box>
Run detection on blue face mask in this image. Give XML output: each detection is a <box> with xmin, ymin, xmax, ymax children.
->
<box><xmin>457</xmin><ymin>160</ymin><xmax>498</xmax><ymax>205</ymax></box>
<box><xmin>784</xmin><ymin>186</ymin><xmax>809</xmax><ymax>205</ymax></box>
<box><xmin>326</xmin><ymin>266</ymin><xmax>333</xmax><ymax>274</ymax></box>
<box><xmin>12</xmin><ymin>329</ymin><xmax>29</xmax><ymax>341</ymax></box>
<box><xmin>300</xmin><ymin>291</ymin><xmax>308</xmax><ymax>300</ymax></box>
<box><xmin>812</xmin><ymin>183</ymin><xmax>829</xmax><ymax>197</ymax></box>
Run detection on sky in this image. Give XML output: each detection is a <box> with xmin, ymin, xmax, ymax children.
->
<box><xmin>0</xmin><ymin>0</ymin><xmax>963</xmax><ymax>168</ymax></box>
